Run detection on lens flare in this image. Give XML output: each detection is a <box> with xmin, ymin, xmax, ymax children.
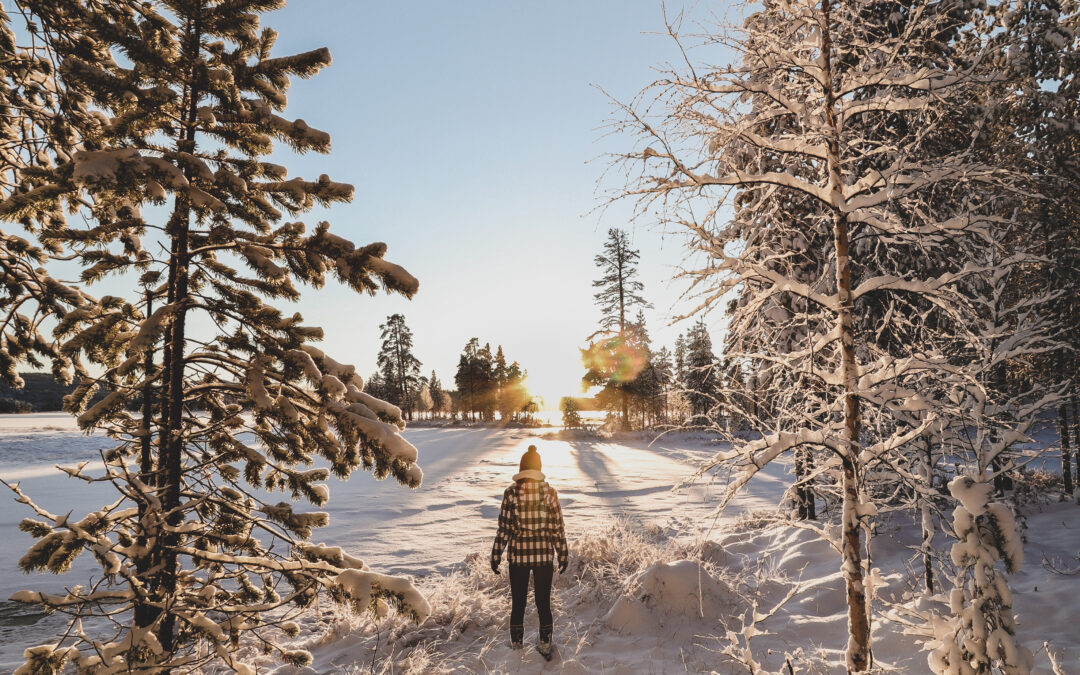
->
<box><xmin>580</xmin><ymin>333</ymin><xmax>648</xmax><ymax>384</ymax></box>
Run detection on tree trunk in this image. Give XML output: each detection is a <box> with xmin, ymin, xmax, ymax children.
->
<box><xmin>135</xmin><ymin>290</ymin><xmax>156</xmax><ymax>629</ymax></box>
<box><xmin>795</xmin><ymin>449</ymin><xmax>808</xmax><ymax>520</ymax></box>
<box><xmin>988</xmin><ymin>306</ymin><xmax>1013</xmax><ymax>493</ymax></box>
<box><xmin>841</xmin><ymin>457</ymin><xmax>871</xmax><ymax>672</ymax></box>
<box><xmin>1060</xmin><ymin>405</ymin><xmax>1074</xmax><ymax>496</ymax></box>
<box><xmin>621</xmin><ymin>388</ymin><xmax>629</xmax><ymax>430</ymax></box>
<box><xmin>155</xmin><ymin>7</ymin><xmax>202</xmax><ymax>651</ymax></box>
<box><xmin>795</xmin><ymin>447</ymin><xmax>817</xmax><ymax>521</ymax></box>
<box><xmin>821</xmin><ymin>3</ymin><xmax>871</xmax><ymax>668</ymax></box>
<box><xmin>1071</xmin><ymin>386</ymin><xmax>1080</xmax><ymax>496</ymax></box>
<box><xmin>920</xmin><ymin>436</ymin><xmax>935</xmax><ymax>594</ymax></box>
<box><xmin>157</xmin><ymin>206</ymin><xmax>189</xmax><ymax>652</ymax></box>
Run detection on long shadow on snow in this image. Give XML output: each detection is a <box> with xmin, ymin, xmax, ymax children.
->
<box><xmin>567</xmin><ymin>442</ymin><xmax>635</xmax><ymax>501</ymax></box>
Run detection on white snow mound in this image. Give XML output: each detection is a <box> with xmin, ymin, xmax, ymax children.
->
<box><xmin>603</xmin><ymin>559</ymin><xmax>735</xmax><ymax>634</ymax></box>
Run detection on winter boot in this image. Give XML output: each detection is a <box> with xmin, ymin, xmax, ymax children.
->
<box><xmin>538</xmin><ymin>623</ymin><xmax>553</xmax><ymax>661</ymax></box>
<box><xmin>537</xmin><ymin>640</ymin><xmax>552</xmax><ymax>661</ymax></box>
<box><xmin>510</xmin><ymin>624</ymin><xmax>523</xmax><ymax>650</ymax></box>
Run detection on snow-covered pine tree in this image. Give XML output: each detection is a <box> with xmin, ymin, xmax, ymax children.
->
<box><xmin>376</xmin><ymin>313</ymin><xmax>422</xmax><ymax>420</ymax></box>
<box><xmin>0</xmin><ymin>3</ymin><xmax>88</xmax><ymax>387</ymax></box>
<box><xmin>922</xmin><ymin>476</ymin><xmax>1033</xmax><ymax>674</ymax></box>
<box><xmin>615</xmin><ymin>0</ymin><xmax>1031</xmax><ymax>668</ymax></box>
<box><xmin>3</xmin><ymin>1</ymin><xmax>427</xmax><ymax>671</ymax></box>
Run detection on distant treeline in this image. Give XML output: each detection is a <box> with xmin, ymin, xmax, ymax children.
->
<box><xmin>0</xmin><ymin>373</ymin><xmax>110</xmax><ymax>413</ymax></box>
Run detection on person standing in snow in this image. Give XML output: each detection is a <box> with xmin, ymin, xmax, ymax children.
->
<box><xmin>491</xmin><ymin>445</ymin><xmax>569</xmax><ymax>660</ymax></box>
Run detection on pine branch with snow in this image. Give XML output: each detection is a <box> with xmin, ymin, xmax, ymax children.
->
<box><xmin>2</xmin><ymin>1</ymin><xmax>428</xmax><ymax>672</ymax></box>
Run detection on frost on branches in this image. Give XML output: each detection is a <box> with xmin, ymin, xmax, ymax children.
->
<box><xmin>0</xmin><ymin>1</ymin><xmax>427</xmax><ymax>673</ymax></box>
<box><xmin>614</xmin><ymin>0</ymin><xmax>1045</xmax><ymax>669</ymax></box>
<box><xmin>922</xmin><ymin>476</ymin><xmax>1033</xmax><ymax>675</ymax></box>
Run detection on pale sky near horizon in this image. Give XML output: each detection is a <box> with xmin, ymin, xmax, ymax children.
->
<box><xmin>250</xmin><ymin>1</ymin><xmax>736</xmax><ymax>408</ymax></box>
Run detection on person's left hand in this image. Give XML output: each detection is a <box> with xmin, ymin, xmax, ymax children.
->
<box><xmin>558</xmin><ymin>559</ymin><xmax>567</xmax><ymax>574</ymax></box>
<box><xmin>491</xmin><ymin>560</ymin><xmax>500</xmax><ymax>575</ymax></box>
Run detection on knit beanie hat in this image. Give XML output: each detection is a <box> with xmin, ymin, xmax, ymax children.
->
<box><xmin>519</xmin><ymin>445</ymin><xmax>542</xmax><ymax>472</ymax></box>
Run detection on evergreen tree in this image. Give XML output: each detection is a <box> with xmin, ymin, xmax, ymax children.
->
<box><xmin>498</xmin><ymin>360</ymin><xmax>530</xmax><ymax>422</ymax></box>
<box><xmin>995</xmin><ymin>0</ymin><xmax>1080</xmax><ymax>498</ymax></box>
<box><xmin>428</xmin><ymin>369</ymin><xmax>443</xmax><ymax>419</ymax></box>
<box><xmin>0</xmin><ymin>5</ymin><xmax>86</xmax><ymax>387</ymax></box>
<box><xmin>651</xmin><ymin>346</ymin><xmax>675</xmax><ymax>425</ymax></box>
<box><xmin>376</xmin><ymin>313</ymin><xmax>422</xmax><ymax>420</ymax></box>
<box><xmin>560</xmin><ymin>396</ymin><xmax>583</xmax><ymax>429</ymax></box>
<box><xmin>624</xmin><ymin>310</ymin><xmax>658</xmax><ymax>429</ymax></box>
<box><xmin>3</xmin><ymin>2</ymin><xmax>428</xmax><ymax>671</ymax></box>
<box><xmin>584</xmin><ymin>229</ymin><xmax>651</xmax><ymax>428</ymax></box>
<box><xmin>673</xmin><ymin>333</ymin><xmax>687</xmax><ymax>385</ymax></box>
<box><xmin>581</xmin><ymin>330</ymin><xmax>648</xmax><ymax>429</ymax></box>
<box><xmin>921</xmin><ymin>477</ymin><xmax>1032</xmax><ymax>673</ymax></box>
<box><xmin>682</xmin><ymin>320</ymin><xmax>719</xmax><ymax>425</ymax></box>
<box><xmin>592</xmin><ymin>228</ymin><xmax>650</xmax><ymax>335</ymax></box>
<box><xmin>494</xmin><ymin>344</ymin><xmax>508</xmax><ymax>390</ymax></box>
<box><xmin>454</xmin><ymin>337</ymin><xmax>486</xmax><ymax>421</ymax></box>
<box><xmin>478</xmin><ymin>342</ymin><xmax>495</xmax><ymax>420</ymax></box>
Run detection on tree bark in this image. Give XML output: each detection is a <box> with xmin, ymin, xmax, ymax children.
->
<box><xmin>1060</xmin><ymin>405</ymin><xmax>1074</xmax><ymax>496</ymax></box>
<box><xmin>155</xmin><ymin>6</ymin><xmax>202</xmax><ymax>651</ymax></box>
<box><xmin>920</xmin><ymin>436</ymin><xmax>935</xmax><ymax>594</ymax></box>
<box><xmin>134</xmin><ymin>290</ymin><xmax>156</xmax><ymax>629</ymax></box>
<box><xmin>795</xmin><ymin>448</ymin><xmax>808</xmax><ymax>520</ymax></box>
<box><xmin>821</xmin><ymin>2</ymin><xmax>871</xmax><ymax>668</ymax></box>
<box><xmin>1071</xmin><ymin>386</ymin><xmax>1080</xmax><ymax>496</ymax></box>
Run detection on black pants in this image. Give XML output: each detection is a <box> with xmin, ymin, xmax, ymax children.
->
<box><xmin>509</xmin><ymin>563</ymin><xmax>553</xmax><ymax>644</ymax></box>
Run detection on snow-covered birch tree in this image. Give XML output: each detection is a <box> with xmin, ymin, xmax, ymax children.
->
<box><xmin>1</xmin><ymin>1</ymin><xmax>428</xmax><ymax>672</ymax></box>
<box><xmin>613</xmin><ymin>0</ymin><xmax>1033</xmax><ymax>669</ymax></box>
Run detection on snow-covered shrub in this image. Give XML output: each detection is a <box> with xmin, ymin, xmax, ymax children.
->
<box><xmin>923</xmin><ymin>476</ymin><xmax>1033</xmax><ymax>674</ymax></box>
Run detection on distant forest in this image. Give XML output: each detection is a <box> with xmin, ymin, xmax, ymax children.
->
<box><xmin>0</xmin><ymin>373</ymin><xmax>110</xmax><ymax>413</ymax></box>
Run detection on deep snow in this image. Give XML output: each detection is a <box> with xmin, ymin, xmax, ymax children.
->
<box><xmin>0</xmin><ymin>414</ymin><xmax>1077</xmax><ymax>673</ymax></box>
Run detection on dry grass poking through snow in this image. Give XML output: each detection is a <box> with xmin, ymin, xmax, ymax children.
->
<box><xmin>274</xmin><ymin>518</ymin><xmax>806</xmax><ymax>674</ymax></box>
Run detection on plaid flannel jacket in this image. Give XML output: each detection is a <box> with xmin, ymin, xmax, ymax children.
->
<box><xmin>491</xmin><ymin>470</ymin><xmax>569</xmax><ymax>569</ymax></box>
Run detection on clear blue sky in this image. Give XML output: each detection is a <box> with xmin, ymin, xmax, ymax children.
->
<box><xmin>256</xmin><ymin>1</ymin><xmax>733</xmax><ymax>407</ymax></box>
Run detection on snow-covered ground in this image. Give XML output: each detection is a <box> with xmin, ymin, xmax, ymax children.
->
<box><xmin>1</xmin><ymin>414</ymin><xmax>1077</xmax><ymax>673</ymax></box>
